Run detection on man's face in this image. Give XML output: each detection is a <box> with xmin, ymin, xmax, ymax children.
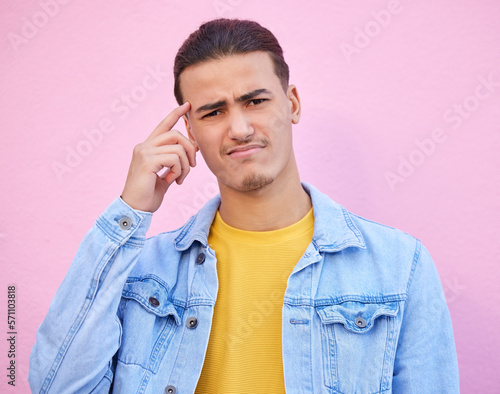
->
<box><xmin>180</xmin><ymin>51</ymin><xmax>301</xmax><ymax>193</ymax></box>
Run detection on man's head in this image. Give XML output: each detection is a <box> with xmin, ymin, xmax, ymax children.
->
<box><xmin>174</xmin><ymin>19</ymin><xmax>301</xmax><ymax>194</ymax></box>
<box><xmin>173</xmin><ymin>18</ymin><xmax>289</xmax><ymax>106</ymax></box>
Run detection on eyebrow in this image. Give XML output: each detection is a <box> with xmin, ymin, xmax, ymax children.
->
<box><xmin>195</xmin><ymin>88</ymin><xmax>271</xmax><ymax>114</ymax></box>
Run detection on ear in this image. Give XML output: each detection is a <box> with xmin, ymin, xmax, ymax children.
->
<box><xmin>183</xmin><ymin>115</ymin><xmax>199</xmax><ymax>152</ymax></box>
<box><xmin>287</xmin><ymin>84</ymin><xmax>301</xmax><ymax>124</ymax></box>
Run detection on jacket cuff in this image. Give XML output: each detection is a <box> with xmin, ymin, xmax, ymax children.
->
<box><xmin>94</xmin><ymin>197</ymin><xmax>153</xmax><ymax>244</ymax></box>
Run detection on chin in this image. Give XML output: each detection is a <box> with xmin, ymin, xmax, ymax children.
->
<box><xmin>236</xmin><ymin>174</ymin><xmax>275</xmax><ymax>192</ymax></box>
<box><xmin>226</xmin><ymin>174</ymin><xmax>274</xmax><ymax>192</ymax></box>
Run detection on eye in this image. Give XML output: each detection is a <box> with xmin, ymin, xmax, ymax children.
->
<box><xmin>248</xmin><ymin>98</ymin><xmax>267</xmax><ymax>106</ymax></box>
<box><xmin>202</xmin><ymin>110</ymin><xmax>222</xmax><ymax>119</ymax></box>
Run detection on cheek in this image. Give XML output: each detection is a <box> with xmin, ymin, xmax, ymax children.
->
<box><xmin>198</xmin><ymin>142</ymin><xmax>217</xmax><ymax>161</ymax></box>
<box><xmin>260</xmin><ymin>106</ymin><xmax>291</xmax><ymax>134</ymax></box>
<box><xmin>194</xmin><ymin>135</ymin><xmax>222</xmax><ymax>166</ymax></box>
<box><xmin>190</xmin><ymin>124</ymin><xmax>214</xmax><ymax>148</ymax></box>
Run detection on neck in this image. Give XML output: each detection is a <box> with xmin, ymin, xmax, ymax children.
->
<box><xmin>217</xmin><ymin>161</ymin><xmax>312</xmax><ymax>231</ymax></box>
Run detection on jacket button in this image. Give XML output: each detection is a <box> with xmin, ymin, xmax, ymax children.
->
<box><xmin>196</xmin><ymin>252</ymin><xmax>206</xmax><ymax>265</ymax></box>
<box><xmin>355</xmin><ymin>316</ymin><xmax>367</xmax><ymax>328</ymax></box>
<box><xmin>186</xmin><ymin>316</ymin><xmax>198</xmax><ymax>329</ymax></box>
<box><xmin>165</xmin><ymin>385</ymin><xmax>176</xmax><ymax>394</ymax></box>
<box><xmin>149</xmin><ymin>297</ymin><xmax>160</xmax><ymax>307</ymax></box>
<box><xmin>118</xmin><ymin>217</ymin><xmax>132</xmax><ymax>230</ymax></box>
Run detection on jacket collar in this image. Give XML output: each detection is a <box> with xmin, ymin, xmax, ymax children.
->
<box><xmin>173</xmin><ymin>182</ymin><xmax>366</xmax><ymax>252</ymax></box>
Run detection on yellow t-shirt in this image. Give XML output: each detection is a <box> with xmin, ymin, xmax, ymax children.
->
<box><xmin>195</xmin><ymin>208</ymin><xmax>314</xmax><ymax>393</ymax></box>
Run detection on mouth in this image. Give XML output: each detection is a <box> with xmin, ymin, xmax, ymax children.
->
<box><xmin>227</xmin><ymin>144</ymin><xmax>265</xmax><ymax>158</ymax></box>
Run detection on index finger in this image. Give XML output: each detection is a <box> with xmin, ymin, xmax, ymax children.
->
<box><xmin>149</xmin><ymin>102</ymin><xmax>191</xmax><ymax>139</ymax></box>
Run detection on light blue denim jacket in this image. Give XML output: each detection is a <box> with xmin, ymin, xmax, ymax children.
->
<box><xmin>29</xmin><ymin>183</ymin><xmax>459</xmax><ymax>393</ymax></box>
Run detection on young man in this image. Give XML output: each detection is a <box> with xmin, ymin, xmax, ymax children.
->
<box><xmin>29</xmin><ymin>19</ymin><xmax>459</xmax><ymax>393</ymax></box>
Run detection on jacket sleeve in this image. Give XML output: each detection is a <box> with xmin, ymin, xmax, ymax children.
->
<box><xmin>29</xmin><ymin>197</ymin><xmax>152</xmax><ymax>393</ymax></box>
<box><xmin>392</xmin><ymin>241</ymin><xmax>460</xmax><ymax>392</ymax></box>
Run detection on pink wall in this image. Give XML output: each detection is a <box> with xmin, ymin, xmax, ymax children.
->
<box><xmin>1</xmin><ymin>0</ymin><xmax>499</xmax><ymax>391</ymax></box>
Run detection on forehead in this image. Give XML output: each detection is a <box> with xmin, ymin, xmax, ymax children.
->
<box><xmin>179</xmin><ymin>51</ymin><xmax>281</xmax><ymax>102</ymax></box>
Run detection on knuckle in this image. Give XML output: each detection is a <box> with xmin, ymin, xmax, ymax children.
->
<box><xmin>172</xmin><ymin>143</ymin><xmax>183</xmax><ymax>153</ymax></box>
<box><xmin>166</xmin><ymin>144</ymin><xmax>181</xmax><ymax>157</ymax></box>
<box><xmin>132</xmin><ymin>143</ymin><xmax>143</xmax><ymax>155</ymax></box>
<box><xmin>173</xmin><ymin>155</ymin><xmax>181</xmax><ymax>168</ymax></box>
<box><xmin>176</xmin><ymin>145</ymin><xmax>189</xmax><ymax>159</ymax></box>
<box><xmin>137</xmin><ymin>148</ymin><xmax>150</xmax><ymax>161</ymax></box>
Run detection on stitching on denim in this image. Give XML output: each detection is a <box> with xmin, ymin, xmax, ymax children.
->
<box><xmin>95</xmin><ymin>219</ymin><xmax>123</xmax><ymax>245</ymax></box>
<box><xmin>341</xmin><ymin>207</ymin><xmax>365</xmax><ymax>243</ymax></box>
<box><xmin>405</xmin><ymin>239</ymin><xmax>422</xmax><ymax>295</ymax></box>
<box><xmin>40</xmin><ymin>242</ymin><xmax>120</xmax><ymax>393</ymax></box>
<box><xmin>171</xmin><ymin>297</ymin><xmax>215</xmax><ymax>308</ymax></box>
<box><xmin>125</xmin><ymin>274</ymin><xmax>171</xmax><ymax>293</ymax></box>
<box><xmin>321</xmin><ymin>318</ymin><xmax>333</xmax><ymax>389</ymax></box>
<box><xmin>309</xmin><ymin>270</ymin><xmax>314</xmax><ymax>393</ymax></box>
<box><xmin>332</xmin><ymin>323</ymin><xmax>340</xmax><ymax>391</ymax></box>
<box><xmin>148</xmin><ymin>316</ymin><xmax>177</xmax><ymax>373</ymax></box>
<box><xmin>95</xmin><ymin>212</ymin><xmax>147</xmax><ymax>248</ymax></box>
<box><xmin>116</xmin><ymin>305</ymin><xmax>180</xmax><ymax>373</ymax></box>
<box><xmin>121</xmin><ymin>292</ymin><xmax>180</xmax><ymax>321</ymax></box>
<box><xmin>116</xmin><ymin>359</ymin><xmax>149</xmax><ymax>368</ymax></box>
<box><xmin>172</xmin><ymin>216</ymin><xmax>197</xmax><ymax>248</ymax></box>
<box><xmin>284</xmin><ymin>294</ymin><xmax>407</xmax><ymax>307</ymax></box>
<box><xmin>136</xmin><ymin>368</ymin><xmax>151</xmax><ymax>394</ymax></box>
<box><xmin>380</xmin><ymin>315</ymin><xmax>390</xmax><ymax>392</ymax></box>
<box><xmin>166</xmin><ymin>316</ymin><xmax>188</xmax><ymax>385</ymax></box>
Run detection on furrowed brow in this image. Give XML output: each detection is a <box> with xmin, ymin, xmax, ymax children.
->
<box><xmin>237</xmin><ymin>89</ymin><xmax>271</xmax><ymax>102</ymax></box>
<box><xmin>195</xmin><ymin>89</ymin><xmax>271</xmax><ymax>114</ymax></box>
<box><xmin>195</xmin><ymin>100</ymin><xmax>227</xmax><ymax>114</ymax></box>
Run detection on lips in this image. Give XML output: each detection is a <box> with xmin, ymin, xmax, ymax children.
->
<box><xmin>227</xmin><ymin>144</ymin><xmax>265</xmax><ymax>155</ymax></box>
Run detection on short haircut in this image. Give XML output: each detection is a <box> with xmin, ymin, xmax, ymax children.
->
<box><xmin>173</xmin><ymin>18</ymin><xmax>290</xmax><ymax>105</ymax></box>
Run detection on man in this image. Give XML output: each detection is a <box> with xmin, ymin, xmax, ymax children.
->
<box><xmin>29</xmin><ymin>18</ymin><xmax>459</xmax><ymax>393</ymax></box>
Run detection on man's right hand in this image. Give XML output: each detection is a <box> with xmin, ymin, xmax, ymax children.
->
<box><xmin>121</xmin><ymin>102</ymin><xmax>197</xmax><ymax>212</ymax></box>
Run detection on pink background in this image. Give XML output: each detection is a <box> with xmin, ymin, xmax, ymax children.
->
<box><xmin>1</xmin><ymin>0</ymin><xmax>499</xmax><ymax>392</ymax></box>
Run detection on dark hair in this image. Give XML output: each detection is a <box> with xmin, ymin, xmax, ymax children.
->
<box><xmin>173</xmin><ymin>18</ymin><xmax>289</xmax><ymax>105</ymax></box>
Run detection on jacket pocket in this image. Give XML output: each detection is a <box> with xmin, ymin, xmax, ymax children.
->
<box><xmin>117</xmin><ymin>275</ymin><xmax>182</xmax><ymax>373</ymax></box>
<box><xmin>316</xmin><ymin>301</ymin><xmax>400</xmax><ymax>393</ymax></box>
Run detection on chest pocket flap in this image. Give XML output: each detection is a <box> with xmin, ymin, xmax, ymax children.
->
<box><xmin>122</xmin><ymin>277</ymin><xmax>181</xmax><ymax>325</ymax></box>
<box><xmin>316</xmin><ymin>300</ymin><xmax>400</xmax><ymax>391</ymax></box>
<box><xmin>316</xmin><ymin>300</ymin><xmax>399</xmax><ymax>333</ymax></box>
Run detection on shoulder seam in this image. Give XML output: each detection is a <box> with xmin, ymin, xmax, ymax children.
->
<box><xmin>405</xmin><ymin>239</ymin><xmax>422</xmax><ymax>295</ymax></box>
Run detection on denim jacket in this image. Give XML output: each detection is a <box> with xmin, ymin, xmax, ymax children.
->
<box><xmin>29</xmin><ymin>183</ymin><xmax>459</xmax><ymax>393</ymax></box>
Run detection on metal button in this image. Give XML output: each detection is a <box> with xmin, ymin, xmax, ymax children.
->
<box><xmin>186</xmin><ymin>316</ymin><xmax>198</xmax><ymax>329</ymax></box>
<box><xmin>118</xmin><ymin>217</ymin><xmax>132</xmax><ymax>230</ymax></box>
<box><xmin>149</xmin><ymin>297</ymin><xmax>160</xmax><ymax>307</ymax></box>
<box><xmin>165</xmin><ymin>385</ymin><xmax>176</xmax><ymax>394</ymax></box>
<box><xmin>196</xmin><ymin>252</ymin><xmax>205</xmax><ymax>265</ymax></box>
<box><xmin>355</xmin><ymin>316</ymin><xmax>367</xmax><ymax>328</ymax></box>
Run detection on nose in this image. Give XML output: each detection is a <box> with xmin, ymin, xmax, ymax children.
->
<box><xmin>227</xmin><ymin>109</ymin><xmax>254</xmax><ymax>141</ymax></box>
